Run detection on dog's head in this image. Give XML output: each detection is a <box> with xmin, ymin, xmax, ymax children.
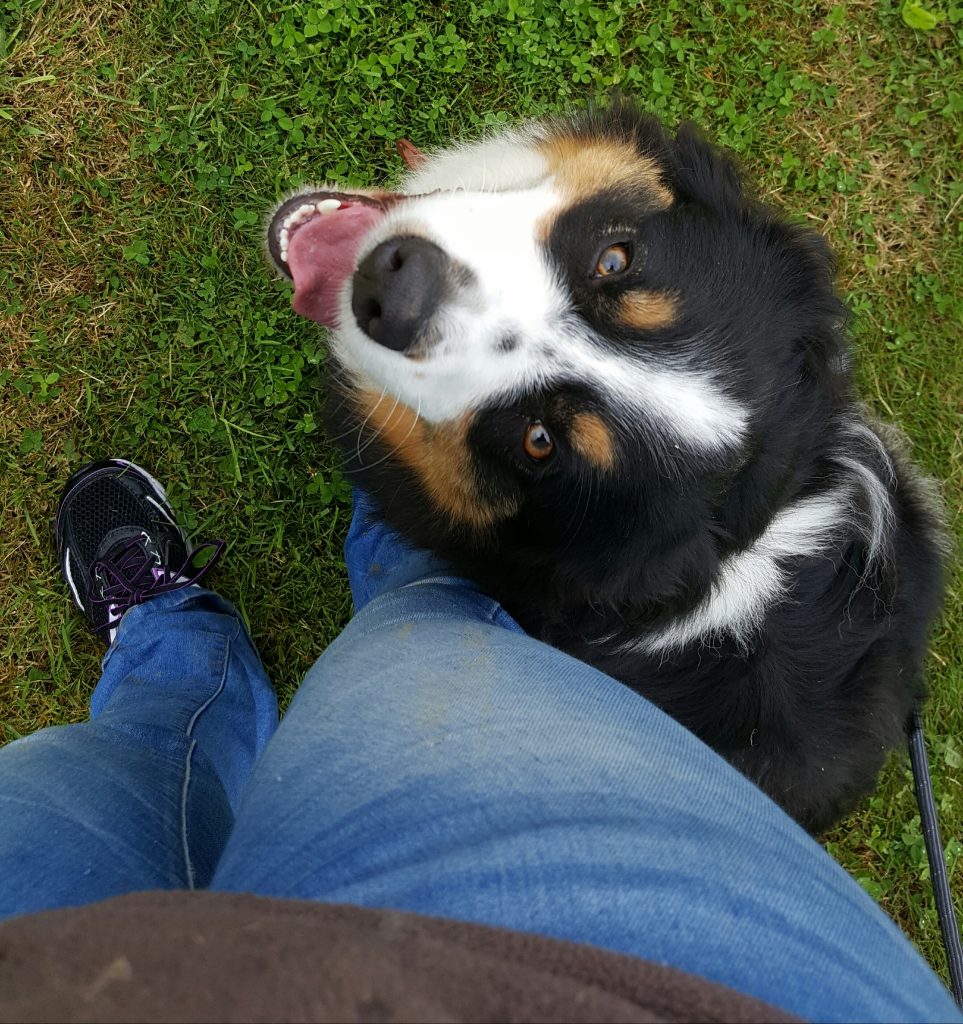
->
<box><xmin>267</xmin><ymin>101</ymin><xmax>850</xmax><ymax>604</ymax></box>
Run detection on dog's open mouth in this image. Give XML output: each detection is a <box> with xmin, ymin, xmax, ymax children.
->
<box><xmin>267</xmin><ymin>190</ymin><xmax>397</xmax><ymax>327</ymax></box>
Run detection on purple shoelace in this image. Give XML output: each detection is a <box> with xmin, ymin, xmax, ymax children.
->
<box><xmin>92</xmin><ymin>535</ymin><xmax>226</xmax><ymax>632</ymax></box>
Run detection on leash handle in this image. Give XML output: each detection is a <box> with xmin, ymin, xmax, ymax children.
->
<box><xmin>908</xmin><ymin>709</ymin><xmax>963</xmax><ymax>1006</ymax></box>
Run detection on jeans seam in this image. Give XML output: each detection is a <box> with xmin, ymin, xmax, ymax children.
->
<box><xmin>347</xmin><ymin>597</ymin><xmax>515</xmax><ymax>647</ymax></box>
<box><xmin>398</xmin><ymin>575</ymin><xmax>469</xmax><ymax>590</ymax></box>
<box><xmin>179</xmin><ymin>738</ymin><xmax>199</xmax><ymax>889</ymax></box>
<box><xmin>178</xmin><ymin>621</ymin><xmax>236</xmax><ymax>888</ymax></box>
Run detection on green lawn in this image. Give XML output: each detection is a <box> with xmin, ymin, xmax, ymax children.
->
<box><xmin>1</xmin><ymin>0</ymin><xmax>961</xmax><ymax>975</ymax></box>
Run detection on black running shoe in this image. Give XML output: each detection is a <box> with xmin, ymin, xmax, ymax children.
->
<box><xmin>55</xmin><ymin>459</ymin><xmax>224</xmax><ymax>643</ymax></box>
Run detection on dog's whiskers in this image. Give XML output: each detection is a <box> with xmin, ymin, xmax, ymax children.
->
<box><xmin>351</xmin><ymin>387</ymin><xmax>390</xmax><ymax>465</ymax></box>
<box><xmin>356</xmin><ymin>392</ymin><xmax>402</xmax><ymax>465</ymax></box>
<box><xmin>321</xmin><ymin>386</ymin><xmax>387</xmax><ymax>447</ymax></box>
<box><xmin>348</xmin><ymin>397</ymin><xmax>423</xmax><ymax>474</ymax></box>
<box><xmin>560</xmin><ymin>471</ymin><xmax>589</xmax><ymax>553</ymax></box>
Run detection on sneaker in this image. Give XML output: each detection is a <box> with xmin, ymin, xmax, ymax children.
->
<box><xmin>55</xmin><ymin>459</ymin><xmax>224</xmax><ymax>644</ymax></box>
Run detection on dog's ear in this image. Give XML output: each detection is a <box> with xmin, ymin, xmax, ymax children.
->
<box><xmin>396</xmin><ymin>138</ymin><xmax>426</xmax><ymax>171</ymax></box>
<box><xmin>667</xmin><ymin>122</ymin><xmax>746</xmax><ymax>215</ymax></box>
<box><xmin>667</xmin><ymin>123</ymin><xmax>840</xmax><ymax>308</ymax></box>
<box><xmin>666</xmin><ymin>123</ymin><xmax>847</xmax><ymax>384</ymax></box>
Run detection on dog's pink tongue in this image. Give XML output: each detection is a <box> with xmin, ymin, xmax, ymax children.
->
<box><xmin>287</xmin><ymin>204</ymin><xmax>385</xmax><ymax>326</ymax></box>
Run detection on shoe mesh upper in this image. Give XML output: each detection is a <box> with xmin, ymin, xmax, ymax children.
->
<box><xmin>56</xmin><ymin>463</ymin><xmax>193</xmax><ymax>639</ymax></box>
<box><xmin>67</xmin><ymin>478</ymin><xmax>159</xmax><ymax>570</ymax></box>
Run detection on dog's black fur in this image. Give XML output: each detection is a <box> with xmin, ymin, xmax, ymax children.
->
<box><xmin>320</xmin><ymin>104</ymin><xmax>946</xmax><ymax>833</ymax></box>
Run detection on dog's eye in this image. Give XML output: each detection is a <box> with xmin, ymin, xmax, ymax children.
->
<box><xmin>595</xmin><ymin>243</ymin><xmax>632</xmax><ymax>277</ymax></box>
<box><xmin>523</xmin><ymin>421</ymin><xmax>555</xmax><ymax>462</ymax></box>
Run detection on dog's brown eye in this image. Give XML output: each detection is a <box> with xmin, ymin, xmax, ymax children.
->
<box><xmin>595</xmin><ymin>243</ymin><xmax>631</xmax><ymax>277</ymax></box>
<box><xmin>523</xmin><ymin>421</ymin><xmax>554</xmax><ymax>461</ymax></box>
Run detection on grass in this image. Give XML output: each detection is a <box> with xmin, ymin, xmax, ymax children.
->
<box><xmin>1</xmin><ymin>0</ymin><xmax>961</xmax><ymax>976</ymax></box>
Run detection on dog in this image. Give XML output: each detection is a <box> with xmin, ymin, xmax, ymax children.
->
<box><xmin>266</xmin><ymin>100</ymin><xmax>946</xmax><ymax>833</ymax></box>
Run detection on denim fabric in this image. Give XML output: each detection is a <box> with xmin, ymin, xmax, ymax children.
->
<box><xmin>0</xmin><ymin>589</ymin><xmax>277</xmax><ymax>911</ymax></box>
<box><xmin>0</xmin><ymin>491</ymin><xmax>957</xmax><ymax>1022</ymax></box>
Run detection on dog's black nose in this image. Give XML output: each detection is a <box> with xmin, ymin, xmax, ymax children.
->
<box><xmin>352</xmin><ymin>236</ymin><xmax>448</xmax><ymax>352</ymax></box>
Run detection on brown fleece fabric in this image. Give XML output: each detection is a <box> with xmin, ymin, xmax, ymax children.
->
<box><xmin>0</xmin><ymin>890</ymin><xmax>799</xmax><ymax>1023</ymax></box>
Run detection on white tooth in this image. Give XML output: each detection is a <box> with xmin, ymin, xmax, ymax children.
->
<box><xmin>283</xmin><ymin>203</ymin><xmax>317</xmax><ymax>231</ymax></box>
<box><xmin>280</xmin><ymin>227</ymin><xmax>290</xmax><ymax>246</ymax></box>
<box><xmin>316</xmin><ymin>198</ymin><xmax>342</xmax><ymax>213</ymax></box>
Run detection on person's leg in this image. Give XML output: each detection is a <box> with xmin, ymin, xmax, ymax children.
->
<box><xmin>212</xmin><ymin>493</ymin><xmax>959</xmax><ymax>1023</ymax></box>
<box><xmin>0</xmin><ymin>462</ymin><xmax>278</xmax><ymax>920</ymax></box>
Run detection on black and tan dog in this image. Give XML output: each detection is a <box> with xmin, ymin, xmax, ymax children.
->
<box><xmin>267</xmin><ymin>100</ymin><xmax>946</xmax><ymax>833</ymax></box>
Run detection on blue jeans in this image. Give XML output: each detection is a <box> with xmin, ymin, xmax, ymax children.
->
<box><xmin>0</xmin><ymin>495</ymin><xmax>957</xmax><ymax>1023</ymax></box>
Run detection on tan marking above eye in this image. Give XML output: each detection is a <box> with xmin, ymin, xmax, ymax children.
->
<box><xmin>618</xmin><ymin>290</ymin><xmax>678</xmax><ymax>332</ymax></box>
<box><xmin>538</xmin><ymin>135</ymin><xmax>674</xmax><ymax>209</ymax></box>
<box><xmin>569</xmin><ymin>412</ymin><xmax>616</xmax><ymax>470</ymax></box>
<box><xmin>354</xmin><ymin>390</ymin><xmax>517</xmax><ymax>532</ymax></box>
